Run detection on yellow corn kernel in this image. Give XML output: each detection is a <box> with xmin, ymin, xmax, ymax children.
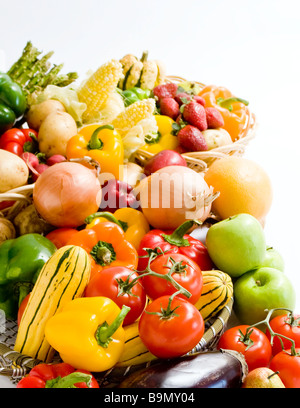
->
<box><xmin>78</xmin><ymin>59</ymin><xmax>123</xmax><ymax>123</ymax></box>
<box><xmin>112</xmin><ymin>98</ymin><xmax>156</xmax><ymax>136</ymax></box>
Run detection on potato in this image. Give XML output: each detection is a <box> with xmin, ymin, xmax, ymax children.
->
<box><xmin>202</xmin><ymin>128</ymin><xmax>233</xmax><ymax>150</ymax></box>
<box><xmin>14</xmin><ymin>204</ymin><xmax>53</xmax><ymax>236</ymax></box>
<box><xmin>26</xmin><ymin>99</ymin><xmax>66</xmax><ymax>131</ymax></box>
<box><xmin>0</xmin><ymin>149</ymin><xmax>29</xmax><ymax>193</ymax></box>
<box><xmin>38</xmin><ymin>111</ymin><xmax>78</xmax><ymax>157</ymax></box>
<box><xmin>0</xmin><ymin>217</ymin><xmax>16</xmax><ymax>243</ymax></box>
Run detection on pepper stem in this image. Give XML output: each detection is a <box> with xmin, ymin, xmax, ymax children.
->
<box><xmin>85</xmin><ymin>211</ymin><xmax>126</xmax><ymax>231</ymax></box>
<box><xmin>96</xmin><ymin>305</ymin><xmax>130</xmax><ymax>348</ymax></box>
<box><xmin>90</xmin><ymin>240</ymin><xmax>116</xmax><ymax>266</ymax></box>
<box><xmin>217</xmin><ymin>96</ymin><xmax>249</xmax><ymax>111</ymax></box>
<box><xmin>87</xmin><ymin>124</ymin><xmax>114</xmax><ymax>150</ymax></box>
<box><xmin>45</xmin><ymin>372</ymin><xmax>92</xmax><ymax>388</ymax></box>
<box><xmin>17</xmin><ymin>283</ymin><xmax>33</xmax><ymax>308</ymax></box>
<box><xmin>162</xmin><ymin>219</ymin><xmax>202</xmax><ymax>247</ymax></box>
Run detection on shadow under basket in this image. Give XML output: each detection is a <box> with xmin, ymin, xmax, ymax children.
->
<box><xmin>133</xmin><ymin>75</ymin><xmax>256</xmax><ymax>173</ymax></box>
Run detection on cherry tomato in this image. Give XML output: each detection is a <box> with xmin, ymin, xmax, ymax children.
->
<box><xmin>138</xmin><ymin>295</ymin><xmax>204</xmax><ymax>359</ymax></box>
<box><xmin>142</xmin><ymin>253</ymin><xmax>203</xmax><ymax>304</ymax></box>
<box><xmin>270</xmin><ymin>348</ymin><xmax>300</xmax><ymax>388</ymax></box>
<box><xmin>217</xmin><ymin>325</ymin><xmax>272</xmax><ymax>371</ymax></box>
<box><xmin>17</xmin><ymin>293</ymin><xmax>30</xmax><ymax>326</ymax></box>
<box><xmin>45</xmin><ymin>228</ymin><xmax>78</xmax><ymax>249</ymax></box>
<box><xmin>266</xmin><ymin>313</ymin><xmax>300</xmax><ymax>356</ymax></box>
<box><xmin>84</xmin><ymin>266</ymin><xmax>147</xmax><ymax>326</ymax></box>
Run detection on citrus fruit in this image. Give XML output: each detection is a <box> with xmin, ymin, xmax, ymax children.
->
<box><xmin>204</xmin><ymin>156</ymin><xmax>272</xmax><ymax>222</ymax></box>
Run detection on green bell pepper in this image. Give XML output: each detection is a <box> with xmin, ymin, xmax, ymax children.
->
<box><xmin>0</xmin><ymin>233</ymin><xmax>56</xmax><ymax>319</ymax></box>
<box><xmin>121</xmin><ymin>87</ymin><xmax>151</xmax><ymax>107</ymax></box>
<box><xmin>0</xmin><ymin>72</ymin><xmax>27</xmax><ymax>134</ymax></box>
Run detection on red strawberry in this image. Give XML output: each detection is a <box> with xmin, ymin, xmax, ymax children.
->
<box><xmin>153</xmin><ymin>83</ymin><xmax>178</xmax><ymax>102</ymax></box>
<box><xmin>174</xmin><ymin>92</ymin><xmax>192</xmax><ymax>105</ymax></box>
<box><xmin>177</xmin><ymin>125</ymin><xmax>208</xmax><ymax>152</ymax></box>
<box><xmin>205</xmin><ymin>107</ymin><xmax>224</xmax><ymax>128</ymax></box>
<box><xmin>182</xmin><ymin>102</ymin><xmax>208</xmax><ymax>131</ymax></box>
<box><xmin>159</xmin><ymin>97</ymin><xmax>180</xmax><ymax>120</ymax></box>
<box><xmin>193</xmin><ymin>95</ymin><xmax>206</xmax><ymax>106</ymax></box>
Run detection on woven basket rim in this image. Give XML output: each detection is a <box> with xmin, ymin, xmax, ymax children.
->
<box><xmin>133</xmin><ymin>75</ymin><xmax>256</xmax><ymax>172</ymax></box>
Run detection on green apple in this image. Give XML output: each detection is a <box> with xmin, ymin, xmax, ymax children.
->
<box><xmin>205</xmin><ymin>213</ymin><xmax>266</xmax><ymax>278</ymax></box>
<box><xmin>260</xmin><ymin>246</ymin><xmax>285</xmax><ymax>272</ymax></box>
<box><xmin>233</xmin><ymin>267</ymin><xmax>296</xmax><ymax>325</ymax></box>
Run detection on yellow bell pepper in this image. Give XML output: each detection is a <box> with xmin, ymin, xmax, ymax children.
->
<box><xmin>66</xmin><ymin>124</ymin><xmax>124</xmax><ymax>179</ymax></box>
<box><xmin>140</xmin><ymin>114</ymin><xmax>179</xmax><ymax>154</ymax></box>
<box><xmin>44</xmin><ymin>297</ymin><xmax>130</xmax><ymax>372</ymax></box>
<box><xmin>85</xmin><ymin>208</ymin><xmax>150</xmax><ymax>250</ymax></box>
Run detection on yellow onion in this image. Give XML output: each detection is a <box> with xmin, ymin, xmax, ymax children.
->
<box><xmin>138</xmin><ymin>165</ymin><xmax>218</xmax><ymax>229</ymax></box>
<box><xmin>33</xmin><ymin>161</ymin><xmax>102</xmax><ymax>227</ymax></box>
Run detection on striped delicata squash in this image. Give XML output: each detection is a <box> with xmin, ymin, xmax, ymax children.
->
<box><xmin>195</xmin><ymin>270</ymin><xmax>233</xmax><ymax>322</ymax></box>
<box><xmin>14</xmin><ymin>245</ymin><xmax>91</xmax><ymax>362</ymax></box>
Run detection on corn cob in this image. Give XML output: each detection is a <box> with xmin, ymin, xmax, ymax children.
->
<box><xmin>117</xmin><ymin>321</ymin><xmax>157</xmax><ymax>367</ymax></box>
<box><xmin>112</xmin><ymin>98</ymin><xmax>156</xmax><ymax>137</ymax></box>
<box><xmin>77</xmin><ymin>59</ymin><xmax>123</xmax><ymax>123</ymax></box>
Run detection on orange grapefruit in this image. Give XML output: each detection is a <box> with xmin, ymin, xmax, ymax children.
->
<box><xmin>204</xmin><ymin>156</ymin><xmax>273</xmax><ymax>223</ymax></box>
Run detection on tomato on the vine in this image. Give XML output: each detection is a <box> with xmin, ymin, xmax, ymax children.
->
<box><xmin>142</xmin><ymin>253</ymin><xmax>203</xmax><ymax>304</ymax></box>
<box><xmin>138</xmin><ymin>294</ymin><xmax>204</xmax><ymax>359</ymax></box>
<box><xmin>270</xmin><ymin>348</ymin><xmax>300</xmax><ymax>388</ymax></box>
<box><xmin>266</xmin><ymin>313</ymin><xmax>300</xmax><ymax>356</ymax></box>
<box><xmin>217</xmin><ymin>325</ymin><xmax>272</xmax><ymax>371</ymax></box>
<box><xmin>84</xmin><ymin>266</ymin><xmax>147</xmax><ymax>326</ymax></box>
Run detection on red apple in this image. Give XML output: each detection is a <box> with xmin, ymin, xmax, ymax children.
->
<box><xmin>143</xmin><ymin>150</ymin><xmax>187</xmax><ymax>176</ymax></box>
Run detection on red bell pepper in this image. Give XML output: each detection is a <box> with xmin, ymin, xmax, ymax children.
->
<box><xmin>17</xmin><ymin>362</ymin><xmax>99</xmax><ymax>388</ymax></box>
<box><xmin>137</xmin><ymin>220</ymin><xmax>214</xmax><ymax>271</ymax></box>
<box><xmin>0</xmin><ymin>128</ymin><xmax>38</xmax><ymax>156</ymax></box>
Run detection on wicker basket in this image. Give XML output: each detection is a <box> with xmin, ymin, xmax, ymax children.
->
<box><xmin>133</xmin><ymin>76</ymin><xmax>256</xmax><ymax>173</ymax></box>
<box><xmin>0</xmin><ymin>297</ymin><xmax>233</xmax><ymax>386</ymax></box>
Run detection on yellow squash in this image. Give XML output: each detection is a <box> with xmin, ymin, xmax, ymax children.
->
<box><xmin>14</xmin><ymin>245</ymin><xmax>91</xmax><ymax>362</ymax></box>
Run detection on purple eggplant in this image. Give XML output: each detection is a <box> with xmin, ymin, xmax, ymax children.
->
<box><xmin>117</xmin><ymin>350</ymin><xmax>248</xmax><ymax>388</ymax></box>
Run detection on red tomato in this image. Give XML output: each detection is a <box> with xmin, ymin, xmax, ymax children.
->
<box><xmin>84</xmin><ymin>266</ymin><xmax>147</xmax><ymax>326</ymax></box>
<box><xmin>270</xmin><ymin>348</ymin><xmax>300</xmax><ymax>388</ymax></box>
<box><xmin>266</xmin><ymin>313</ymin><xmax>300</xmax><ymax>356</ymax></box>
<box><xmin>17</xmin><ymin>293</ymin><xmax>30</xmax><ymax>326</ymax></box>
<box><xmin>217</xmin><ymin>325</ymin><xmax>272</xmax><ymax>371</ymax></box>
<box><xmin>139</xmin><ymin>295</ymin><xmax>204</xmax><ymax>359</ymax></box>
<box><xmin>142</xmin><ymin>253</ymin><xmax>203</xmax><ymax>304</ymax></box>
<box><xmin>45</xmin><ymin>228</ymin><xmax>78</xmax><ymax>249</ymax></box>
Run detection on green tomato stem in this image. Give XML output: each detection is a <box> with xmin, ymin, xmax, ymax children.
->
<box><xmin>246</xmin><ymin>308</ymin><xmax>298</xmax><ymax>356</ymax></box>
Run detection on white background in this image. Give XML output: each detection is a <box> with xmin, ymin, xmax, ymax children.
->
<box><xmin>0</xmin><ymin>0</ymin><xmax>300</xmax><ymax>386</ymax></box>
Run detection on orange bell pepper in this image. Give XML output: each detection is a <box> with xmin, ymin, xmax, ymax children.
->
<box><xmin>198</xmin><ymin>85</ymin><xmax>250</xmax><ymax>142</ymax></box>
<box><xmin>66</xmin><ymin>221</ymin><xmax>138</xmax><ymax>279</ymax></box>
<box><xmin>85</xmin><ymin>208</ymin><xmax>150</xmax><ymax>250</ymax></box>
